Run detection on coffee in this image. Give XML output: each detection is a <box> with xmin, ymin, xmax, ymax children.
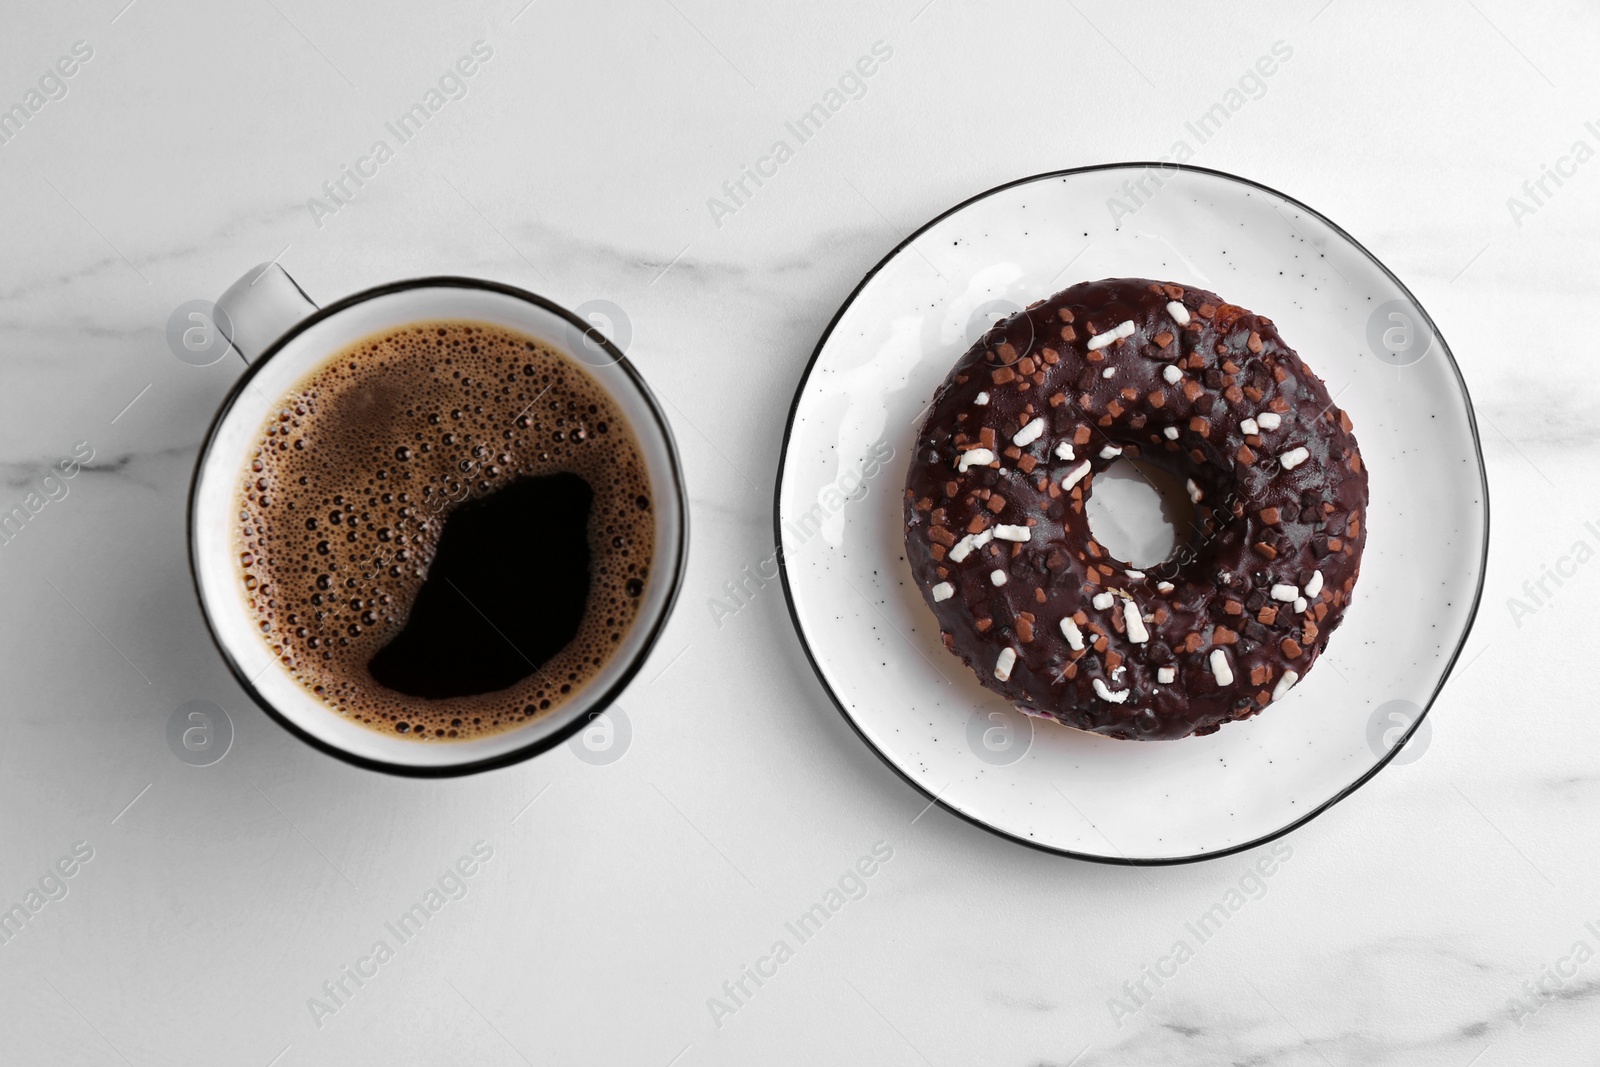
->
<box><xmin>233</xmin><ymin>320</ymin><xmax>654</xmax><ymax>741</ymax></box>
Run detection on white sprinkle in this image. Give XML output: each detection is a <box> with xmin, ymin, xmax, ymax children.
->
<box><xmin>1272</xmin><ymin>669</ymin><xmax>1299</xmax><ymax>701</ymax></box>
<box><xmin>1163</xmin><ymin>426</ymin><xmax>1179</xmax><ymax>440</ymax></box>
<box><xmin>931</xmin><ymin>582</ymin><xmax>954</xmax><ymax>602</ymax></box>
<box><xmin>1166</xmin><ymin>301</ymin><xmax>1190</xmax><ymax>325</ymax></box>
<box><xmin>1257</xmin><ymin>412</ymin><xmax>1281</xmax><ymax>431</ymax></box>
<box><xmin>947</xmin><ymin>528</ymin><xmax>993</xmax><ymax>563</ymax></box>
<box><xmin>1054</xmin><ymin>440</ymin><xmax>1075</xmax><ymax>461</ymax></box>
<box><xmin>1157</xmin><ymin>666</ymin><xmax>1176</xmax><ymax>684</ymax></box>
<box><xmin>1102</xmin><ymin>366</ymin><xmax>1116</xmax><ymax>378</ymax></box>
<box><xmin>1304</xmin><ymin>570</ymin><xmax>1324</xmax><ymax>598</ymax></box>
<box><xmin>1092</xmin><ymin>678</ymin><xmax>1129</xmax><ymax>703</ymax></box>
<box><xmin>1086</xmin><ymin>320</ymin><xmax>1134</xmax><ymax>351</ymax></box>
<box><xmin>1162</xmin><ymin>364</ymin><xmax>1183</xmax><ymax>385</ymax></box>
<box><xmin>995</xmin><ymin>647</ymin><xmax>1017</xmax><ymax>682</ymax></box>
<box><xmin>1012</xmin><ymin>417</ymin><xmax>1045</xmax><ymax>447</ymax></box>
<box><xmin>1209</xmin><ymin>649</ymin><xmax>1234</xmax><ymax>687</ymax></box>
<box><xmin>1099</xmin><ymin>444</ymin><xmax>1122</xmax><ymax>459</ymax></box>
<box><xmin>1061</xmin><ymin>460</ymin><xmax>1091</xmax><ymax>490</ymax></box>
<box><xmin>957</xmin><ymin>447</ymin><xmax>995</xmax><ymax>472</ymax></box>
<box><xmin>974</xmin><ymin>391</ymin><xmax>990</xmax><ymax>405</ymax></box>
<box><xmin>1294</xmin><ymin>596</ymin><xmax>1308</xmax><ymax>613</ymax></box>
<box><xmin>1123</xmin><ymin>599</ymin><xmax>1150</xmax><ymax>643</ymax></box>
<box><xmin>1240</xmin><ymin>417</ymin><xmax>1259</xmax><ymax>436</ymax></box>
<box><xmin>993</xmin><ymin>524</ymin><xmax>1031</xmax><ymax>542</ymax></box>
<box><xmin>1270</xmin><ymin>583</ymin><xmax>1299</xmax><ymax>602</ymax></box>
<box><xmin>1125</xmin><ymin>570</ymin><xmax>1145</xmax><ymax>580</ymax></box>
<box><xmin>1186</xmin><ymin>478</ymin><xmax>1202</xmax><ymax>503</ymax></box>
<box><xmin>990</xmin><ymin>569</ymin><xmax>1008</xmax><ymax>587</ymax></box>
<box><xmin>1092</xmin><ymin>591</ymin><xmax>1115</xmax><ymax>611</ymax></box>
<box><xmin>1157</xmin><ymin>581</ymin><xmax>1174</xmax><ymax>593</ymax></box>
<box><xmin>1279</xmin><ymin>446</ymin><xmax>1310</xmax><ymax>471</ymax></box>
<box><xmin>1059</xmin><ymin>617</ymin><xmax>1085</xmax><ymax>651</ymax></box>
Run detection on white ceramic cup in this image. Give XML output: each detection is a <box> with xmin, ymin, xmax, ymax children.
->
<box><xmin>189</xmin><ymin>265</ymin><xmax>687</xmax><ymax>775</ymax></box>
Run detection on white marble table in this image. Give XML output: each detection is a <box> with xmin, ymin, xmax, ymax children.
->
<box><xmin>1</xmin><ymin>0</ymin><xmax>1595</xmax><ymax>1063</ymax></box>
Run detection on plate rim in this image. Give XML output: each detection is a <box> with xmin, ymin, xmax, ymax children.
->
<box><xmin>772</xmin><ymin>161</ymin><xmax>1491</xmax><ymax>865</ymax></box>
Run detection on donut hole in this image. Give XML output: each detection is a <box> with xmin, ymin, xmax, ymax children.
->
<box><xmin>1083</xmin><ymin>458</ymin><xmax>1196</xmax><ymax>569</ymax></box>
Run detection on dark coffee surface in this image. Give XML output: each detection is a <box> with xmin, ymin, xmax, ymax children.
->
<box><xmin>367</xmin><ymin>472</ymin><xmax>594</xmax><ymax>699</ymax></box>
<box><xmin>235</xmin><ymin>320</ymin><xmax>654</xmax><ymax>741</ymax></box>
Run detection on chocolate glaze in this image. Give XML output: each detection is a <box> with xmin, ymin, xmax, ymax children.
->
<box><xmin>904</xmin><ymin>279</ymin><xmax>1367</xmax><ymax>740</ymax></box>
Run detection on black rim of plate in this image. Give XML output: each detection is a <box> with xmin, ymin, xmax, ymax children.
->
<box><xmin>772</xmin><ymin>161</ymin><xmax>1490</xmax><ymax>865</ymax></box>
<box><xmin>188</xmin><ymin>276</ymin><xmax>689</xmax><ymax>778</ymax></box>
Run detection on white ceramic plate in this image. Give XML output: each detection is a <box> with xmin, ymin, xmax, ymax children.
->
<box><xmin>775</xmin><ymin>164</ymin><xmax>1488</xmax><ymax>863</ymax></box>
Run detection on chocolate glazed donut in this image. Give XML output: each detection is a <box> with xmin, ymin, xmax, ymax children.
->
<box><xmin>904</xmin><ymin>279</ymin><xmax>1367</xmax><ymax>740</ymax></box>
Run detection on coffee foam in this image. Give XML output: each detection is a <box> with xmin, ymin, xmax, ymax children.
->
<box><xmin>233</xmin><ymin>320</ymin><xmax>654</xmax><ymax>741</ymax></box>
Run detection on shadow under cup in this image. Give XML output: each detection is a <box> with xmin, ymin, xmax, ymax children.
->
<box><xmin>190</xmin><ymin>279</ymin><xmax>687</xmax><ymax>775</ymax></box>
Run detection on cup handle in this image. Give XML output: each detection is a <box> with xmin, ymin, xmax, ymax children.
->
<box><xmin>214</xmin><ymin>263</ymin><xmax>319</xmax><ymax>364</ymax></box>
